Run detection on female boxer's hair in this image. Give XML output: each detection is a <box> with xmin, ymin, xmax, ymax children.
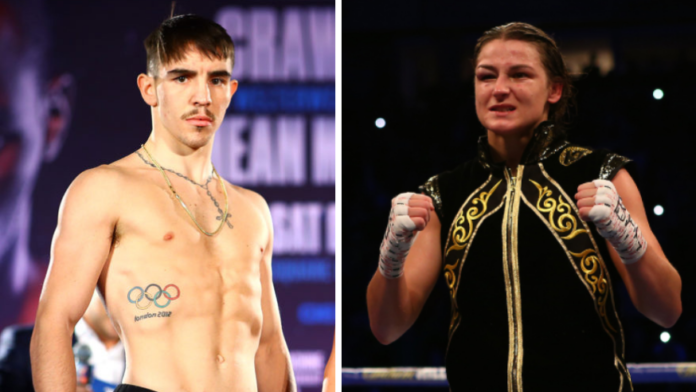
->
<box><xmin>144</xmin><ymin>14</ymin><xmax>235</xmax><ymax>77</ymax></box>
<box><xmin>473</xmin><ymin>22</ymin><xmax>574</xmax><ymax>127</ymax></box>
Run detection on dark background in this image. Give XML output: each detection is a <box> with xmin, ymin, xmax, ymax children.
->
<box><xmin>342</xmin><ymin>1</ymin><xmax>696</xmax><ymax>391</ymax></box>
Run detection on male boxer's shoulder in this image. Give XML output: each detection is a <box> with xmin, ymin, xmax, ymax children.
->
<box><xmin>97</xmin><ymin>152</ymin><xmax>161</xmax><ymax>194</ymax></box>
<box><xmin>227</xmin><ymin>183</ymin><xmax>272</xmax><ymax>226</ymax></box>
<box><xmin>61</xmin><ymin>165</ymin><xmax>127</xmax><ymax>224</ymax></box>
<box><xmin>67</xmin><ymin>165</ymin><xmax>126</xmax><ymax>202</ymax></box>
<box><xmin>229</xmin><ymin>183</ymin><xmax>267</xmax><ymax>208</ymax></box>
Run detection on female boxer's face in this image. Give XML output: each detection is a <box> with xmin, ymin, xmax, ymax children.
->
<box><xmin>474</xmin><ymin>39</ymin><xmax>562</xmax><ymax>137</ymax></box>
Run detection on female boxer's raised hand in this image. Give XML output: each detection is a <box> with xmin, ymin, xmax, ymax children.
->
<box><xmin>378</xmin><ymin>193</ymin><xmax>435</xmax><ymax>278</ymax></box>
<box><xmin>575</xmin><ymin>180</ymin><xmax>647</xmax><ymax>264</ymax></box>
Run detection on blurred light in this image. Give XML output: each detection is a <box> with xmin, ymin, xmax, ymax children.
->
<box><xmin>272</xmin><ymin>259</ymin><xmax>334</xmax><ymax>284</ymax></box>
<box><xmin>375</xmin><ymin>117</ymin><xmax>386</xmax><ymax>128</ymax></box>
<box><xmin>653</xmin><ymin>205</ymin><xmax>664</xmax><ymax>216</ymax></box>
<box><xmin>290</xmin><ymin>350</ymin><xmax>325</xmax><ymax>387</ymax></box>
<box><xmin>653</xmin><ymin>89</ymin><xmax>664</xmax><ymax>100</ymax></box>
<box><xmin>297</xmin><ymin>302</ymin><xmax>335</xmax><ymax>325</ymax></box>
<box><xmin>660</xmin><ymin>331</ymin><xmax>671</xmax><ymax>343</ymax></box>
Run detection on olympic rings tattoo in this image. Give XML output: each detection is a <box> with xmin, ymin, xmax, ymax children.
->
<box><xmin>127</xmin><ymin>283</ymin><xmax>180</xmax><ymax>310</ymax></box>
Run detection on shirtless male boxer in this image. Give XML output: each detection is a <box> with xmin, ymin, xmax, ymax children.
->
<box><xmin>30</xmin><ymin>14</ymin><xmax>296</xmax><ymax>392</ymax></box>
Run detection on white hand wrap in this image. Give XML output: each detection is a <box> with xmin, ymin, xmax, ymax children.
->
<box><xmin>379</xmin><ymin>193</ymin><xmax>418</xmax><ymax>279</ymax></box>
<box><xmin>588</xmin><ymin>180</ymin><xmax>647</xmax><ymax>264</ymax></box>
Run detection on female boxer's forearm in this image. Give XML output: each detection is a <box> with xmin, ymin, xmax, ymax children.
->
<box><xmin>369</xmin><ymin>193</ymin><xmax>438</xmax><ymax>344</ymax></box>
<box><xmin>624</xmin><ymin>247</ymin><xmax>682</xmax><ymax>328</ymax></box>
<box><xmin>367</xmin><ymin>270</ymin><xmax>420</xmax><ymax>345</ymax></box>
<box><xmin>581</xmin><ymin>178</ymin><xmax>682</xmax><ymax>327</ymax></box>
<box><xmin>30</xmin><ymin>316</ymin><xmax>78</xmax><ymax>392</ymax></box>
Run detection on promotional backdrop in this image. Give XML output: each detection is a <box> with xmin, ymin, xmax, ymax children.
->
<box><xmin>0</xmin><ymin>1</ymin><xmax>334</xmax><ymax>391</ymax></box>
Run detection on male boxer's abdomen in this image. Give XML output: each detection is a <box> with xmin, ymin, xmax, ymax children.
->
<box><xmin>114</xmin><ymin>293</ymin><xmax>263</xmax><ymax>391</ymax></box>
<box><xmin>101</xmin><ymin>242</ymin><xmax>264</xmax><ymax>391</ymax></box>
<box><xmin>122</xmin><ymin>326</ymin><xmax>260</xmax><ymax>391</ymax></box>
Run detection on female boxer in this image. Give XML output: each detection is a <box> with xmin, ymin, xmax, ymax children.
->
<box><xmin>367</xmin><ymin>22</ymin><xmax>681</xmax><ymax>392</ymax></box>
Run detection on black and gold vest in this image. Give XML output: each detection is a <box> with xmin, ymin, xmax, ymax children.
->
<box><xmin>420</xmin><ymin>123</ymin><xmax>635</xmax><ymax>392</ymax></box>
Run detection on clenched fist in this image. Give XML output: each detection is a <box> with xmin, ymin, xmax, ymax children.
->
<box><xmin>575</xmin><ymin>180</ymin><xmax>647</xmax><ymax>264</ymax></box>
<box><xmin>378</xmin><ymin>193</ymin><xmax>435</xmax><ymax>278</ymax></box>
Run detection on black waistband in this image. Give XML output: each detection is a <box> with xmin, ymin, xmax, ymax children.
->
<box><xmin>114</xmin><ymin>384</ymin><xmax>158</xmax><ymax>392</ymax></box>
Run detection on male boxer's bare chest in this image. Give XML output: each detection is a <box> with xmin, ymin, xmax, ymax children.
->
<box><xmin>100</xmin><ymin>174</ymin><xmax>268</xmax><ymax>334</ymax></box>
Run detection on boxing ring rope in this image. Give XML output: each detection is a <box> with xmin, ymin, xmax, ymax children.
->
<box><xmin>343</xmin><ymin>364</ymin><xmax>696</xmax><ymax>386</ymax></box>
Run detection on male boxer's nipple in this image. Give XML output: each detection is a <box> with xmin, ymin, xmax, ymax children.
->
<box><xmin>163</xmin><ymin>232</ymin><xmax>175</xmax><ymax>241</ymax></box>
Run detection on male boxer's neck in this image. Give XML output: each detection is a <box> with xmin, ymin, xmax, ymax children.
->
<box><xmin>142</xmin><ymin>133</ymin><xmax>214</xmax><ymax>185</ymax></box>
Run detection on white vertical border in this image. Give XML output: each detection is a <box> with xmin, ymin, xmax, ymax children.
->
<box><xmin>334</xmin><ymin>0</ymin><xmax>342</xmax><ymax>390</ymax></box>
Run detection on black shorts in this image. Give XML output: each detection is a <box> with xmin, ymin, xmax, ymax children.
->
<box><xmin>114</xmin><ymin>385</ymin><xmax>158</xmax><ymax>392</ymax></box>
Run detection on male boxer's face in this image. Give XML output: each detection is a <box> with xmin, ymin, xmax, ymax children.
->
<box><xmin>474</xmin><ymin>39</ymin><xmax>561</xmax><ymax>136</ymax></box>
<box><xmin>152</xmin><ymin>48</ymin><xmax>237</xmax><ymax>150</ymax></box>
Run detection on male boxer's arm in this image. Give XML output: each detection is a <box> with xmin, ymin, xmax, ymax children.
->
<box><xmin>30</xmin><ymin>168</ymin><xmax>120</xmax><ymax>392</ymax></box>
<box><xmin>252</xmin><ymin>193</ymin><xmax>296</xmax><ymax>392</ymax></box>
<box><xmin>367</xmin><ymin>194</ymin><xmax>441</xmax><ymax>345</ymax></box>
<box><xmin>575</xmin><ymin>169</ymin><xmax>682</xmax><ymax>328</ymax></box>
<box><xmin>321</xmin><ymin>333</ymin><xmax>335</xmax><ymax>392</ymax></box>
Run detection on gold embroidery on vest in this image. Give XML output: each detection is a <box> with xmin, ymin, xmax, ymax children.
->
<box><xmin>570</xmin><ymin>249</ymin><xmax>616</xmax><ymax>332</ymax></box>
<box><xmin>443</xmin><ymin>177</ymin><xmax>505</xmax><ymax>338</ymax></box>
<box><xmin>503</xmin><ymin>167</ymin><xmax>524</xmax><ymax>392</ymax></box>
<box><xmin>559</xmin><ymin>146</ymin><xmax>592</xmax><ymax>166</ymax></box>
<box><xmin>524</xmin><ymin>164</ymin><xmax>629</xmax><ymax>390</ymax></box>
<box><xmin>529</xmin><ymin>179</ymin><xmax>588</xmax><ymax>240</ymax></box>
<box><xmin>446</xmin><ymin>179</ymin><xmax>503</xmax><ymax>256</ymax></box>
<box><xmin>448</xmin><ymin>304</ymin><xmax>461</xmax><ymax>332</ymax></box>
<box><xmin>444</xmin><ymin>258</ymin><xmax>459</xmax><ymax>291</ymax></box>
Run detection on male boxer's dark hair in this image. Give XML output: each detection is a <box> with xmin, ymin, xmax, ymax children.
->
<box><xmin>473</xmin><ymin>22</ymin><xmax>575</xmax><ymax>127</ymax></box>
<box><xmin>144</xmin><ymin>14</ymin><xmax>235</xmax><ymax>77</ymax></box>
